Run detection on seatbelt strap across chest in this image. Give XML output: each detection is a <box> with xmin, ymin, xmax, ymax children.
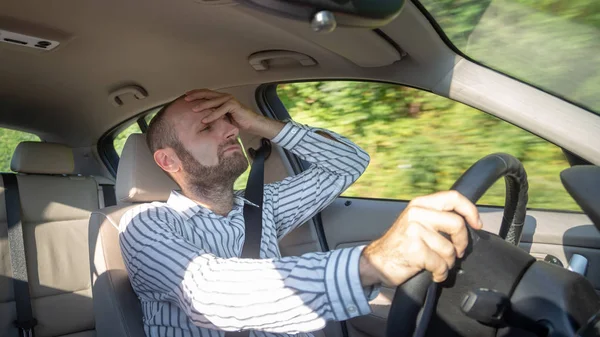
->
<box><xmin>226</xmin><ymin>138</ymin><xmax>271</xmax><ymax>337</ymax></box>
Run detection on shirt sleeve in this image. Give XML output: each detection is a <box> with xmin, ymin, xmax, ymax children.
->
<box><xmin>119</xmin><ymin>203</ymin><xmax>373</xmax><ymax>334</ymax></box>
<box><xmin>267</xmin><ymin>121</ymin><xmax>370</xmax><ymax>239</ymax></box>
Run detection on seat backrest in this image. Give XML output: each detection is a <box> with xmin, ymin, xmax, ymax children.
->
<box><xmin>89</xmin><ymin>134</ymin><xmax>178</xmax><ymax>337</ymax></box>
<box><xmin>0</xmin><ymin>142</ymin><xmax>103</xmax><ymax>337</ymax></box>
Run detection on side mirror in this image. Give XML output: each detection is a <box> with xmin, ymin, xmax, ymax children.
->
<box><xmin>561</xmin><ymin>165</ymin><xmax>600</xmax><ymax>230</ymax></box>
<box><xmin>237</xmin><ymin>0</ymin><xmax>406</xmax><ymax>31</ymax></box>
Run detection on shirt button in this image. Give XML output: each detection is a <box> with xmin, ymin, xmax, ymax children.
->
<box><xmin>347</xmin><ymin>305</ymin><xmax>357</xmax><ymax>313</ymax></box>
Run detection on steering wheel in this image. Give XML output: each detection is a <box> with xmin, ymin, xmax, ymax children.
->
<box><xmin>384</xmin><ymin>153</ymin><xmax>538</xmax><ymax>337</ymax></box>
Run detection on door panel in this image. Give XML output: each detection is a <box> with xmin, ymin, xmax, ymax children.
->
<box><xmin>318</xmin><ymin>196</ymin><xmax>596</xmax><ymax>337</ymax></box>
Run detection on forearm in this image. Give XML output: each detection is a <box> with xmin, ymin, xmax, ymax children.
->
<box><xmin>265</xmin><ymin>121</ymin><xmax>370</xmax><ymax>237</ymax></box>
<box><xmin>246</xmin><ymin>115</ymin><xmax>286</xmax><ymax>139</ymax></box>
<box><xmin>272</xmin><ymin>121</ymin><xmax>370</xmax><ymax>176</ymax></box>
<box><xmin>173</xmin><ymin>247</ymin><xmax>373</xmax><ymax>333</ymax></box>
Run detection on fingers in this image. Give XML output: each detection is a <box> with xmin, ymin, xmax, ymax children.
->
<box><xmin>413</xmin><ymin>222</ymin><xmax>457</xmax><ymax>269</ymax></box>
<box><xmin>191</xmin><ymin>94</ymin><xmax>233</xmax><ymax>113</ymax></box>
<box><xmin>406</xmin><ymin>206</ymin><xmax>468</xmax><ymax>258</ymax></box>
<box><xmin>184</xmin><ymin>89</ymin><xmax>228</xmax><ymax>102</ymax></box>
<box><xmin>424</xmin><ymin>247</ymin><xmax>452</xmax><ymax>283</ymax></box>
<box><xmin>201</xmin><ymin>101</ymin><xmax>236</xmax><ymax>124</ymax></box>
<box><xmin>409</xmin><ymin>236</ymin><xmax>449</xmax><ymax>283</ymax></box>
<box><xmin>410</xmin><ymin>191</ymin><xmax>482</xmax><ymax>230</ymax></box>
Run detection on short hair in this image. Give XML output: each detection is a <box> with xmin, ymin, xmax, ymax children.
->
<box><xmin>146</xmin><ymin>99</ymin><xmax>180</xmax><ymax>153</ymax></box>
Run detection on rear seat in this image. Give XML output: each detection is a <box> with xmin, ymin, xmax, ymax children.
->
<box><xmin>0</xmin><ymin>142</ymin><xmax>109</xmax><ymax>337</ymax></box>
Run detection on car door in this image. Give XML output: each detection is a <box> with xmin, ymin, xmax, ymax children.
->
<box><xmin>262</xmin><ymin>81</ymin><xmax>597</xmax><ymax>337</ymax></box>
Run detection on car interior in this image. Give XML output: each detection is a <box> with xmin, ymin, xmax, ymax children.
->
<box><xmin>1</xmin><ymin>0</ymin><xmax>600</xmax><ymax>336</ymax></box>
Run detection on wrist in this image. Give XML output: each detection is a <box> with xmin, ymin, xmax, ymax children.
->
<box><xmin>246</xmin><ymin>115</ymin><xmax>285</xmax><ymax>139</ymax></box>
<box><xmin>359</xmin><ymin>246</ymin><xmax>381</xmax><ymax>287</ymax></box>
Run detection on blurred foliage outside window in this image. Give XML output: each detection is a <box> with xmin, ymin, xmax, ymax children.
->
<box><xmin>0</xmin><ymin>128</ymin><xmax>40</xmax><ymax>172</ymax></box>
<box><xmin>277</xmin><ymin>81</ymin><xmax>580</xmax><ymax>211</ymax></box>
<box><xmin>419</xmin><ymin>0</ymin><xmax>600</xmax><ymax>114</ymax></box>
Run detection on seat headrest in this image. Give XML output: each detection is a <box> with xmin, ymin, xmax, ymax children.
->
<box><xmin>116</xmin><ymin>134</ymin><xmax>179</xmax><ymax>203</ymax></box>
<box><xmin>11</xmin><ymin>142</ymin><xmax>75</xmax><ymax>174</ymax></box>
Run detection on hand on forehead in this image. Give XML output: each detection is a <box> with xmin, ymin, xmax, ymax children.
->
<box><xmin>168</xmin><ymin>97</ymin><xmax>214</xmax><ymax>127</ymax></box>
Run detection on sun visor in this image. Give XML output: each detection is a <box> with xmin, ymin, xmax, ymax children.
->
<box><xmin>235</xmin><ymin>5</ymin><xmax>403</xmax><ymax>67</ymax></box>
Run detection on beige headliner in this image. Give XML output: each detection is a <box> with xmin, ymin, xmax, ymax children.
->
<box><xmin>1</xmin><ymin>0</ymin><xmax>599</xmax><ymax>165</ymax></box>
<box><xmin>0</xmin><ymin>0</ymin><xmax>455</xmax><ymax>144</ymax></box>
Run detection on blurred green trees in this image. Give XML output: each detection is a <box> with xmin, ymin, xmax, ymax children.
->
<box><xmin>420</xmin><ymin>0</ymin><xmax>600</xmax><ymax>113</ymax></box>
<box><xmin>277</xmin><ymin>81</ymin><xmax>580</xmax><ymax>211</ymax></box>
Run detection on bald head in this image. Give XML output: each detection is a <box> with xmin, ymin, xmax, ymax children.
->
<box><xmin>146</xmin><ymin>95</ymin><xmax>192</xmax><ymax>153</ymax></box>
<box><xmin>146</xmin><ymin>105</ymin><xmax>175</xmax><ymax>154</ymax></box>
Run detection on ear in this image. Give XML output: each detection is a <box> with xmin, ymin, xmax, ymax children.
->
<box><xmin>153</xmin><ymin>148</ymin><xmax>181</xmax><ymax>173</ymax></box>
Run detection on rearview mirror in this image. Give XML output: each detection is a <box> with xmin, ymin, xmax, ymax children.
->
<box><xmin>238</xmin><ymin>0</ymin><xmax>405</xmax><ymax>31</ymax></box>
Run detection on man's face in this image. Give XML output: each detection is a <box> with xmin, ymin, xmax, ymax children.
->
<box><xmin>165</xmin><ymin>98</ymin><xmax>249</xmax><ymax>187</ymax></box>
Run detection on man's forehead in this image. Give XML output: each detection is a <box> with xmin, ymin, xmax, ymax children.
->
<box><xmin>166</xmin><ymin>97</ymin><xmax>211</xmax><ymax>125</ymax></box>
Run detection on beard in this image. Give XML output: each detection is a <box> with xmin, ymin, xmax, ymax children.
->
<box><xmin>173</xmin><ymin>139</ymin><xmax>249</xmax><ymax>192</ymax></box>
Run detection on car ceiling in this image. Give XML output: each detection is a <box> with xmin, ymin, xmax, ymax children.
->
<box><xmin>0</xmin><ymin>0</ymin><xmax>457</xmax><ymax>147</ymax></box>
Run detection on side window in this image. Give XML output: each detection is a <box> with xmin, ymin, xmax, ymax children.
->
<box><xmin>276</xmin><ymin>81</ymin><xmax>579</xmax><ymax>211</ymax></box>
<box><xmin>0</xmin><ymin>128</ymin><xmax>40</xmax><ymax>172</ymax></box>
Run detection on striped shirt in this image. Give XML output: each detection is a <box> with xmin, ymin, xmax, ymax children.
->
<box><xmin>119</xmin><ymin>121</ymin><xmax>374</xmax><ymax>337</ymax></box>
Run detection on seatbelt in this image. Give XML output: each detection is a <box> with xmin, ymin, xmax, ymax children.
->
<box><xmin>100</xmin><ymin>184</ymin><xmax>116</xmax><ymax>207</ymax></box>
<box><xmin>2</xmin><ymin>174</ymin><xmax>37</xmax><ymax>337</ymax></box>
<box><xmin>226</xmin><ymin>138</ymin><xmax>271</xmax><ymax>337</ymax></box>
<box><xmin>241</xmin><ymin>138</ymin><xmax>271</xmax><ymax>259</ymax></box>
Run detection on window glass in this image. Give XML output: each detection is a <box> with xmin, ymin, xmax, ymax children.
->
<box><xmin>277</xmin><ymin>81</ymin><xmax>580</xmax><ymax>211</ymax></box>
<box><xmin>418</xmin><ymin>0</ymin><xmax>600</xmax><ymax>115</ymax></box>
<box><xmin>0</xmin><ymin>128</ymin><xmax>40</xmax><ymax>172</ymax></box>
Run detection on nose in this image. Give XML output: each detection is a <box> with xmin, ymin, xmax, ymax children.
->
<box><xmin>215</xmin><ymin>114</ymin><xmax>239</xmax><ymax>140</ymax></box>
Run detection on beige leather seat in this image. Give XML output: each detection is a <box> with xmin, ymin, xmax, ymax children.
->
<box><xmin>1</xmin><ymin>142</ymin><xmax>104</xmax><ymax>337</ymax></box>
<box><xmin>89</xmin><ymin>134</ymin><xmax>177</xmax><ymax>337</ymax></box>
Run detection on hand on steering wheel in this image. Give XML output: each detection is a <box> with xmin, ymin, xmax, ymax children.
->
<box><xmin>359</xmin><ymin>191</ymin><xmax>483</xmax><ymax>288</ymax></box>
<box><xmin>385</xmin><ymin>153</ymin><xmax>531</xmax><ymax>337</ymax></box>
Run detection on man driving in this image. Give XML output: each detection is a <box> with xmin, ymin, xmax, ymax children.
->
<box><xmin>119</xmin><ymin>89</ymin><xmax>482</xmax><ymax>337</ymax></box>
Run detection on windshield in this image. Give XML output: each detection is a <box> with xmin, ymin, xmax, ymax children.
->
<box><xmin>418</xmin><ymin>0</ymin><xmax>600</xmax><ymax>115</ymax></box>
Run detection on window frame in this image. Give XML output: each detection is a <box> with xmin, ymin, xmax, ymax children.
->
<box><xmin>258</xmin><ymin>80</ymin><xmax>586</xmax><ymax>213</ymax></box>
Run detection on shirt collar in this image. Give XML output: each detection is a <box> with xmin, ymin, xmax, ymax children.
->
<box><xmin>167</xmin><ymin>190</ymin><xmax>258</xmax><ymax>220</ymax></box>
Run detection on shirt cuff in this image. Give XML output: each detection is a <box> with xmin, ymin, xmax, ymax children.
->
<box><xmin>325</xmin><ymin>246</ymin><xmax>373</xmax><ymax>321</ymax></box>
<box><xmin>270</xmin><ymin>121</ymin><xmax>308</xmax><ymax>149</ymax></box>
